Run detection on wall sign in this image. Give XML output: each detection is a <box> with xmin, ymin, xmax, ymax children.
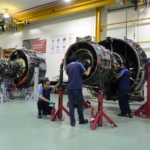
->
<box><xmin>49</xmin><ymin>34</ymin><xmax>76</xmax><ymax>54</ymax></box>
<box><xmin>23</xmin><ymin>38</ymin><xmax>47</xmax><ymax>53</ymax></box>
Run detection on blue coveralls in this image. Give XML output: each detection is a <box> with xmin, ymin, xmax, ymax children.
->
<box><xmin>66</xmin><ymin>62</ymin><xmax>86</xmax><ymax>123</ymax></box>
<box><xmin>118</xmin><ymin>69</ymin><xmax>132</xmax><ymax>114</ymax></box>
<box><xmin>37</xmin><ymin>86</ymin><xmax>52</xmax><ymax>115</ymax></box>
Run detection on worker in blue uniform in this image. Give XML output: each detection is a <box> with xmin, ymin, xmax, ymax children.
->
<box><xmin>115</xmin><ymin>63</ymin><xmax>133</xmax><ymax>118</ymax></box>
<box><xmin>66</xmin><ymin>55</ymin><xmax>91</xmax><ymax>126</ymax></box>
<box><xmin>37</xmin><ymin>78</ymin><xmax>59</xmax><ymax>118</ymax></box>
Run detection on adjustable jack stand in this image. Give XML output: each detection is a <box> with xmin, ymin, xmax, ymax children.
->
<box><xmin>91</xmin><ymin>64</ymin><xmax>117</xmax><ymax>130</ymax></box>
<box><xmin>51</xmin><ymin>103</ymin><xmax>56</xmax><ymax>116</ymax></box>
<box><xmin>51</xmin><ymin>62</ymin><xmax>70</xmax><ymax>121</ymax></box>
<box><xmin>83</xmin><ymin>100</ymin><xmax>92</xmax><ymax>109</ymax></box>
<box><xmin>67</xmin><ymin>99</ymin><xmax>92</xmax><ymax>109</ymax></box>
<box><xmin>134</xmin><ymin>64</ymin><xmax>150</xmax><ymax>118</ymax></box>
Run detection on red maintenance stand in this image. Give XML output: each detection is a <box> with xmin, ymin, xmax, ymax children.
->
<box><xmin>90</xmin><ymin>64</ymin><xmax>117</xmax><ymax>130</ymax></box>
<box><xmin>51</xmin><ymin>63</ymin><xmax>70</xmax><ymax>121</ymax></box>
<box><xmin>67</xmin><ymin>100</ymin><xmax>92</xmax><ymax>109</ymax></box>
<box><xmin>134</xmin><ymin>63</ymin><xmax>150</xmax><ymax>118</ymax></box>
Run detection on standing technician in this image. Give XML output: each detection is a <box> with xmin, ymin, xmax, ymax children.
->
<box><xmin>115</xmin><ymin>63</ymin><xmax>133</xmax><ymax>118</ymax></box>
<box><xmin>66</xmin><ymin>55</ymin><xmax>91</xmax><ymax>126</ymax></box>
<box><xmin>37</xmin><ymin>78</ymin><xmax>59</xmax><ymax>118</ymax></box>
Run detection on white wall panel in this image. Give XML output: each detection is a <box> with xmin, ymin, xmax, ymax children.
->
<box><xmin>104</xmin><ymin>5</ymin><xmax>150</xmax><ymax>52</ymax></box>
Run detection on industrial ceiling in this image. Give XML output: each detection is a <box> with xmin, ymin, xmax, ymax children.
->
<box><xmin>0</xmin><ymin>0</ymin><xmax>148</xmax><ymax>26</ymax></box>
<box><xmin>0</xmin><ymin>0</ymin><xmax>117</xmax><ymax>24</ymax></box>
<box><xmin>0</xmin><ymin>0</ymin><xmax>60</xmax><ymax>13</ymax></box>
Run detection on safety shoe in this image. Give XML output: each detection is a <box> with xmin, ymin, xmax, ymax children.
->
<box><xmin>128</xmin><ymin>112</ymin><xmax>133</xmax><ymax>118</ymax></box>
<box><xmin>38</xmin><ymin>113</ymin><xmax>42</xmax><ymax>119</ymax></box>
<box><xmin>79</xmin><ymin>119</ymin><xmax>88</xmax><ymax>124</ymax></box>
<box><xmin>70</xmin><ymin>122</ymin><xmax>75</xmax><ymax>126</ymax></box>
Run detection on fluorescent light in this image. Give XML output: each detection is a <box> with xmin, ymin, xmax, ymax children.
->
<box><xmin>64</xmin><ymin>0</ymin><xmax>71</xmax><ymax>2</ymax></box>
<box><xmin>3</xmin><ymin>9</ymin><xmax>9</xmax><ymax>18</ymax></box>
<box><xmin>3</xmin><ymin>13</ymin><xmax>9</xmax><ymax>18</ymax></box>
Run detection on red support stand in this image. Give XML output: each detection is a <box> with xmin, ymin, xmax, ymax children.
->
<box><xmin>90</xmin><ymin>63</ymin><xmax>117</xmax><ymax>130</ymax></box>
<box><xmin>91</xmin><ymin>89</ymin><xmax>117</xmax><ymax>130</ymax></box>
<box><xmin>51</xmin><ymin>61</ymin><xmax>70</xmax><ymax>121</ymax></box>
<box><xmin>51</xmin><ymin>88</ymin><xmax>70</xmax><ymax>121</ymax></box>
<box><xmin>50</xmin><ymin>103</ymin><xmax>56</xmax><ymax>116</ymax></box>
<box><xmin>67</xmin><ymin>100</ymin><xmax>92</xmax><ymax>109</ymax></box>
<box><xmin>83</xmin><ymin>100</ymin><xmax>92</xmax><ymax>109</ymax></box>
<box><xmin>134</xmin><ymin>65</ymin><xmax>150</xmax><ymax>118</ymax></box>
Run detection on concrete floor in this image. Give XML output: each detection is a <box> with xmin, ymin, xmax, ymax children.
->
<box><xmin>0</xmin><ymin>94</ymin><xmax>150</xmax><ymax>150</ymax></box>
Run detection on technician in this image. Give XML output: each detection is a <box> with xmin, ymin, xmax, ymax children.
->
<box><xmin>115</xmin><ymin>63</ymin><xmax>133</xmax><ymax>118</ymax></box>
<box><xmin>66</xmin><ymin>55</ymin><xmax>91</xmax><ymax>126</ymax></box>
<box><xmin>37</xmin><ymin>78</ymin><xmax>59</xmax><ymax>118</ymax></box>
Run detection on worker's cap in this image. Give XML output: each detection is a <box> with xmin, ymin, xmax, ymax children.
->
<box><xmin>70</xmin><ymin>55</ymin><xmax>78</xmax><ymax>62</ymax></box>
<box><xmin>43</xmin><ymin>77</ymin><xmax>49</xmax><ymax>81</ymax></box>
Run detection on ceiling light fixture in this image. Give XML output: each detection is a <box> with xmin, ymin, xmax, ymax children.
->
<box><xmin>64</xmin><ymin>0</ymin><xmax>71</xmax><ymax>2</ymax></box>
<box><xmin>3</xmin><ymin>9</ymin><xmax>9</xmax><ymax>18</ymax></box>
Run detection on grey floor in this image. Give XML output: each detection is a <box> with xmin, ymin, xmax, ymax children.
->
<box><xmin>0</xmin><ymin>94</ymin><xmax>150</xmax><ymax>150</ymax></box>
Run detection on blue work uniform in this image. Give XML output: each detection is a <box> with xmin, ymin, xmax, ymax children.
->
<box><xmin>66</xmin><ymin>62</ymin><xmax>86</xmax><ymax>123</ymax></box>
<box><xmin>37</xmin><ymin>86</ymin><xmax>53</xmax><ymax>115</ymax></box>
<box><xmin>119</xmin><ymin>69</ymin><xmax>130</xmax><ymax>90</ymax></box>
<box><xmin>118</xmin><ymin>68</ymin><xmax>132</xmax><ymax>114</ymax></box>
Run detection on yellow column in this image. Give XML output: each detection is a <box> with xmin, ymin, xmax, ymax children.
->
<box><xmin>95</xmin><ymin>7</ymin><xmax>101</xmax><ymax>42</ymax></box>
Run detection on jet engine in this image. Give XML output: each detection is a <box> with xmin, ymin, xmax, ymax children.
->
<box><xmin>0</xmin><ymin>49</ymin><xmax>46</xmax><ymax>88</ymax></box>
<box><xmin>64</xmin><ymin>36</ymin><xmax>147</xmax><ymax>101</ymax></box>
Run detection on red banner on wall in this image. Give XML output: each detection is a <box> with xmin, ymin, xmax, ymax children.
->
<box><xmin>23</xmin><ymin>38</ymin><xmax>47</xmax><ymax>53</ymax></box>
<box><xmin>31</xmin><ymin>40</ymin><xmax>46</xmax><ymax>53</ymax></box>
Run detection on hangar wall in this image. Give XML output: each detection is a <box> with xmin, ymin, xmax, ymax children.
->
<box><xmin>103</xmin><ymin>5</ymin><xmax>150</xmax><ymax>52</ymax></box>
<box><xmin>0</xmin><ymin>10</ymin><xmax>96</xmax><ymax>81</ymax></box>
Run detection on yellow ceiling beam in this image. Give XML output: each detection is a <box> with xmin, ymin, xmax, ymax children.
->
<box><xmin>13</xmin><ymin>0</ymin><xmax>116</xmax><ymax>23</ymax></box>
<box><xmin>13</xmin><ymin>0</ymin><xmax>104</xmax><ymax>20</ymax></box>
<box><xmin>30</xmin><ymin>0</ymin><xmax>116</xmax><ymax>23</ymax></box>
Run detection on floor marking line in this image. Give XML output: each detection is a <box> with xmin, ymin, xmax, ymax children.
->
<box><xmin>55</xmin><ymin>115</ymin><xmax>87</xmax><ymax>131</ymax></box>
<box><xmin>55</xmin><ymin>125</ymin><xmax>70</xmax><ymax>130</ymax></box>
<box><xmin>55</xmin><ymin>122</ymin><xmax>79</xmax><ymax>131</ymax></box>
